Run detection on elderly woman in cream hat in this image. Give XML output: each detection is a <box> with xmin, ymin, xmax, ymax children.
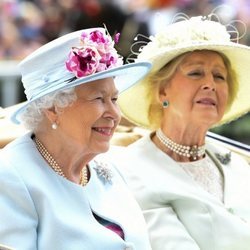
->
<box><xmin>107</xmin><ymin>15</ymin><xmax>250</xmax><ymax>249</ymax></box>
<box><xmin>0</xmin><ymin>28</ymin><xmax>152</xmax><ymax>249</ymax></box>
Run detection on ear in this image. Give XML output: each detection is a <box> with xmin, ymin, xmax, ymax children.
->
<box><xmin>159</xmin><ymin>84</ymin><xmax>169</xmax><ymax>102</ymax></box>
<box><xmin>43</xmin><ymin>107</ymin><xmax>58</xmax><ymax>124</ymax></box>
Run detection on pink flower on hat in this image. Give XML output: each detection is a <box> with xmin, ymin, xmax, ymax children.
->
<box><xmin>66</xmin><ymin>46</ymin><xmax>101</xmax><ymax>78</ymax></box>
<box><xmin>83</xmin><ymin>30</ymin><xmax>109</xmax><ymax>44</ymax></box>
<box><xmin>65</xmin><ymin>29</ymin><xmax>123</xmax><ymax>78</ymax></box>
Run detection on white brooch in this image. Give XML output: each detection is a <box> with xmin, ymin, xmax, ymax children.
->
<box><xmin>93</xmin><ymin>161</ymin><xmax>113</xmax><ymax>184</ymax></box>
<box><xmin>215</xmin><ymin>151</ymin><xmax>231</xmax><ymax>165</ymax></box>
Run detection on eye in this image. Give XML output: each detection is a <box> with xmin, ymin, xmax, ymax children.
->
<box><xmin>188</xmin><ymin>70</ymin><xmax>203</xmax><ymax>77</ymax></box>
<box><xmin>95</xmin><ymin>96</ymin><xmax>104</xmax><ymax>102</ymax></box>
<box><xmin>112</xmin><ymin>97</ymin><xmax>118</xmax><ymax>103</ymax></box>
<box><xmin>214</xmin><ymin>74</ymin><xmax>226</xmax><ymax>81</ymax></box>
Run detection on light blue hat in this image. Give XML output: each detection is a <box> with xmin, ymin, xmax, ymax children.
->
<box><xmin>11</xmin><ymin>27</ymin><xmax>151</xmax><ymax>124</ymax></box>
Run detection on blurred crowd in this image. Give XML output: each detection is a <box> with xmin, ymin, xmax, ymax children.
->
<box><xmin>0</xmin><ymin>0</ymin><xmax>250</xmax><ymax>143</ymax></box>
<box><xmin>1</xmin><ymin>0</ymin><xmax>250</xmax><ymax>61</ymax></box>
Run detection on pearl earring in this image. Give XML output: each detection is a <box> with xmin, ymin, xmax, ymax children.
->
<box><xmin>162</xmin><ymin>100</ymin><xmax>169</xmax><ymax>108</ymax></box>
<box><xmin>52</xmin><ymin>123</ymin><xmax>58</xmax><ymax>130</ymax></box>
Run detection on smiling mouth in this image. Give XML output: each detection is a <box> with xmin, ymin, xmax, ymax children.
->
<box><xmin>196</xmin><ymin>98</ymin><xmax>216</xmax><ymax>106</ymax></box>
<box><xmin>92</xmin><ymin>127</ymin><xmax>113</xmax><ymax>136</ymax></box>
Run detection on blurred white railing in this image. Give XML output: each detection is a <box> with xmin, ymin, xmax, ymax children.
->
<box><xmin>0</xmin><ymin>60</ymin><xmax>22</xmax><ymax>107</ymax></box>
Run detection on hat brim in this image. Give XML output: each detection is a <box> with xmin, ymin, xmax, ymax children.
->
<box><xmin>119</xmin><ymin>43</ymin><xmax>250</xmax><ymax>129</ymax></box>
<box><xmin>11</xmin><ymin>61</ymin><xmax>151</xmax><ymax>124</ymax></box>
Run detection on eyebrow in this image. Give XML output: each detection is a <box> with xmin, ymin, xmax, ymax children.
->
<box><xmin>89</xmin><ymin>89</ymin><xmax>119</xmax><ymax>96</ymax></box>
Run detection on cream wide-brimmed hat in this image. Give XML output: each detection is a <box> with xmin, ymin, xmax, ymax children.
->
<box><xmin>11</xmin><ymin>27</ymin><xmax>151</xmax><ymax>124</ymax></box>
<box><xmin>118</xmin><ymin>15</ymin><xmax>250</xmax><ymax>129</ymax></box>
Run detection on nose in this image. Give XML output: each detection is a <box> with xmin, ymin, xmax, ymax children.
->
<box><xmin>201</xmin><ymin>74</ymin><xmax>216</xmax><ymax>91</ymax></box>
<box><xmin>104</xmin><ymin>101</ymin><xmax>121</xmax><ymax>122</ymax></box>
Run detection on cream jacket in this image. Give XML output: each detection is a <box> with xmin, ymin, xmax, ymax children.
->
<box><xmin>105</xmin><ymin>134</ymin><xmax>250</xmax><ymax>250</ymax></box>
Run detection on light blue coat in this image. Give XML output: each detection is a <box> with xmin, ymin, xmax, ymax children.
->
<box><xmin>105</xmin><ymin>135</ymin><xmax>250</xmax><ymax>250</ymax></box>
<box><xmin>0</xmin><ymin>133</ymin><xmax>151</xmax><ymax>250</ymax></box>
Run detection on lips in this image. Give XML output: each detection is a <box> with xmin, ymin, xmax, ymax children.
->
<box><xmin>92</xmin><ymin>127</ymin><xmax>113</xmax><ymax>136</ymax></box>
<box><xmin>196</xmin><ymin>98</ymin><xmax>216</xmax><ymax>106</ymax></box>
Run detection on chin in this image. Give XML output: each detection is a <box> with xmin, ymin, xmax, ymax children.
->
<box><xmin>96</xmin><ymin>143</ymin><xmax>110</xmax><ymax>154</ymax></box>
<box><xmin>196</xmin><ymin>117</ymin><xmax>219</xmax><ymax>128</ymax></box>
<box><xmin>198</xmin><ymin>111</ymin><xmax>220</xmax><ymax>123</ymax></box>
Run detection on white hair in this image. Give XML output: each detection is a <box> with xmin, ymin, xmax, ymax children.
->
<box><xmin>20</xmin><ymin>87</ymin><xmax>77</xmax><ymax>131</ymax></box>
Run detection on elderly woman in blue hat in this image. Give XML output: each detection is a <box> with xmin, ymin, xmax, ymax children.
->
<box><xmin>107</xmin><ymin>15</ymin><xmax>250</xmax><ymax>249</ymax></box>
<box><xmin>0</xmin><ymin>28</ymin><xmax>152</xmax><ymax>249</ymax></box>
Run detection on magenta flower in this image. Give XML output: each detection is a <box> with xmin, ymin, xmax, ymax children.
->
<box><xmin>65</xmin><ymin>28</ymin><xmax>123</xmax><ymax>78</ymax></box>
<box><xmin>65</xmin><ymin>47</ymin><xmax>101</xmax><ymax>78</ymax></box>
<box><xmin>89</xmin><ymin>30</ymin><xmax>107</xmax><ymax>43</ymax></box>
<box><xmin>114</xmin><ymin>33</ymin><xmax>120</xmax><ymax>44</ymax></box>
<box><xmin>81</xmin><ymin>30</ymin><xmax>109</xmax><ymax>47</ymax></box>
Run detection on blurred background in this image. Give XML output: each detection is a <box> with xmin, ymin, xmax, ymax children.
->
<box><xmin>0</xmin><ymin>0</ymin><xmax>249</xmax><ymax>145</ymax></box>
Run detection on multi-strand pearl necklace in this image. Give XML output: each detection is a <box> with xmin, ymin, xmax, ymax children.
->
<box><xmin>34</xmin><ymin>137</ymin><xmax>88</xmax><ymax>186</ymax></box>
<box><xmin>156</xmin><ymin>129</ymin><xmax>205</xmax><ymax>161</ymax></box>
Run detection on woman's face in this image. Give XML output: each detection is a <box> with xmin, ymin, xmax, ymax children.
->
<box><xmin>160</xmin><ymin>51</ymin><xmax>229</xmax><ymax>128</ymax></box>
<box><xmin>57</xmin><ymin>77</ymin><xmax>121</xmax><ymax>155</ymax></box>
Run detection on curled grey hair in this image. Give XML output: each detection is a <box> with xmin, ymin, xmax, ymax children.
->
<box><xmin>20</xmin><ymin>87</ymin><xmax>77</xmax><ymax>131</ymax></box>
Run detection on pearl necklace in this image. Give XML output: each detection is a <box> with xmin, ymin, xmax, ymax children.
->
<box><xmin>34</xmin><ymin>137</ymin><xmax>88</xmax><ymax>186</ymax></box>
<box><xmin>156</xmin><ymin>129</ymin><xmax>205</xmax><ymax>160</ymax></box>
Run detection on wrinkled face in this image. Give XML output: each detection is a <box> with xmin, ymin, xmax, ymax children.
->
<box><xmin>57</xmin><ymin>78</ymin><xmax>120</xmax><ymax>155</ymax></box>
<box><xmin>160</xmin><ymin>51</ymin><xmax>229</xmax><ymax>128</ymax></box>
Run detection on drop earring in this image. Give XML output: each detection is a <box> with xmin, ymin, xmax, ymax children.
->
<box><xmin>52</xmin><ymin>122</ymin><xmax>58</xmax><ymax>130</ymax></box>
<box><xmin>162</xmin><ymin>100</ymin><xmax>169</xmax><ymax>108</ymax></box>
